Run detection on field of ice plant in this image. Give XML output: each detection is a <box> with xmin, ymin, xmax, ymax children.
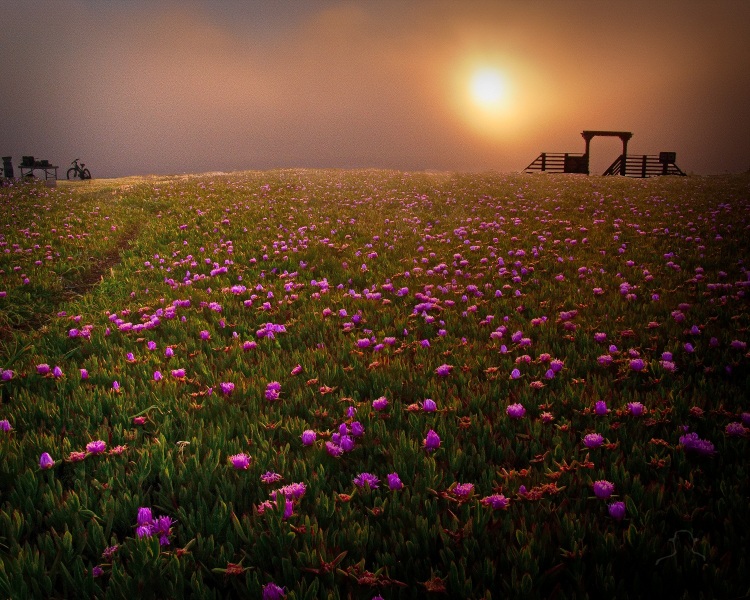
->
<box><xmin>1</xmin><ymin>170</ymin><xmax>749</xmax><ymax>599</ymax></box>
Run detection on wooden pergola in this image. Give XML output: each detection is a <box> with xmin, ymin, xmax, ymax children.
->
<box><xmin>581</xmin><ymin>131</ymin><xmax>633</xmax><ymax>175</ymax></box>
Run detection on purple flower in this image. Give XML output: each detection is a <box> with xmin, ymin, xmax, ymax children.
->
<box><xmin>481</xmin><ymin>494</ymin><xmax>510</xmax><ymax>510</ymax></box>
<box><xmin>679</xmin><ymin>432</ymin><xmax>715</xmax><ymax>455</ymax></box>
<box><xmin>684</xmin><ymin>343</ymin><xmax>694</xmax><ymax>354</ymax></box>
<box><xmin>387</xmin><ymin>472</ymin><xmax>403</xmax><ymax>490</ymax></box>
<box><xmin>510</xmin><ymin>368</ymin><xmax>521</xmax><ymax>380</ymax></box>
<box><xmin>597</xmin><ymin>355</ymin><xmax>613</xmax><ymax>367</ymax></box>
<box><xmin>86</xmin><ymin>440</ymin><xmax>106</xmax><ymax>454</ymax></box>
<box><xmin>608</xmin><ymin>501</ymin><xmax>626</xmax><ymax>521</ymax></box>
<box><xmin>147</xmin><ymin>340</ymin><xmax>157</xmax><ymax>351</ymax></box>
<box><xmin>80</xmin><ymin>368</ymin><xmax>89</xmax><ymax>380</ymax></box>
<box><xmin>102</xmin><ymin>545</ymin><xmax>119</xmax><ymax>560</ymax></box>
<box><xmin>199</xmin><ymin>330</ymin><xmax>210</xmax><ymax>340</ymax></box>
<box><xmin>92</xmin><ymin>565</ymin><xmax>104</xmax><ymax>578</ymax></box>
<box><xmin>229</xmin><ymin>453</ymin><xmax>251</xmax><ymax>470</ymax></box>
<box><xmin>137</xmin><ymin>507</ymin><xmax>153</xmax><ymax>526</ymax></box>
<box><xmin>165</xmin><ymin>347</ymin><xmax>174</xmax><ymax>358</ymax></box>
<box><xmin>506</xmin><ymin>403</ymin><xmax>526</xmax><ymax>419</ymax></box>
<box><xmin>351</xmin><ymin>421</ymin><xmax>364</xmax><ymax>437</ymax></box>
<box><xmin>325</xmin><ymin>441</ymin><xmax>343</xmax><ymax>457</ymax></box>
<box><xmin>372</xmin><ymin>396</ymin><xmax>388</xmax><ymax>411</ymax></box>
<box><xmin>219</xmin><ymin>382</ymin><xmax>235</xmax><ymax>396</ymax></box>
<box><xmin>261</xmin><ymin>471</ymin><xmax>282</xmax><ymax>484</ymax></box>
<box><xmin>627</xmin><ymin>402</ymin><xmax>645</xmax><ymax>416</ymax></box>
<box><xmin>262</xmin><ymin>582</ymin><xmax>287</xmax><ymax>600</ymax></box>
<box><xmin>629</xmin><ymin>358</ymin><xmax>645</xmax><ymax>372</ymax></box>
<box><xmin>265</xmin><ymin>381</ymin><xmax>281</xmax><ymax>401</ymax></box>
<box><xmin>593</xmin><ymin>480</ymin><xmax>615</xmax><ymax>499</ymax></box>
<box><xmin>423</xmin><ymin>429</ymin><xmax>441</xmax><ymax>451</ymax></box>
<box><xmin>356</xmin><ymin>338</ymin><xmax>371</xmax><ymax>349</ymax></box>
<box><xmin>594</xmin><ymin>401</ymin><xmax>609</xmax><ymax>416</ymax></box>
<box><xmin>290</xmin><ymin>364</ymin><xmax>302</xmax><ymax>375</ymax></box>
<box><xmin>301</xmin><ymin>429</ymin><xmax>316</xmax><ymax>446</ymax></box>
<box><xmin>594</xmin><ymin>332</ymin><xmax>607</xmax><ymax>343</ymax></box>
<box><xmin>422</xmin><ymin>398</ymin><xmax>437</xmax><ymax>412</ymax></box>
<box><xmin>154</xmin><ymin>515</ymin><xmax>172</xmax><ymax>535</ymax></box>
<box><xmin>353</xmin><ymin>472</ymin><xmax>380</xmax><ymax>489</ymax></box>
<box><xmin>435</xmin><ymin>364</ymin><xmax>452</xmax><ymax>377</ymax></box>
<box><xmin>52</xmin><ymin>366</ymin><xmax>63</xmax><ymax>378</ymax></box>
<box><xmin>583</xmin><ymin>433</ymin><xmax>604</xmax><ymax>448</ymax></box>
<box><xmin>453</xmin><ymin>482</ymin><xmax>474</xmax><ymax>498</ymax></box>
<box><xmin>171</xmin><ymin>368</ymin><xmax>186</xmax><ymax>378</ymax></box>
<box><xmin>0</xmin><ymin>419</ymin><xmax>11</xmax><ymax>432</ymax></box>
<box><xmin>136</xmin><ymin>525</ymin><xmax>152</xmax><ymax>539</ymax></box>
<box><xmin>112</xmin><ymin>381</ymin><xmax>120</xmax><ymax>392</ymax></box>
<box><xmin>153</xmin><ymin>370</ymin><xmax>163</xmax><ymax>381</ymax></box>
<box><xmin>730</xmin><ymin>340</ymin><xmax>747</xmax><ymax>351</ymax></box>
<box><xmin>726</xmin><ymin>422</ymin><xmax>747</xmax><ymax>437</ymax></box>
<box><xmin>1</xmin><ymin>369</ymin><xmax>13</xmax><ymax>381</ymax></box>
<box><xmin>660</xmin><ymin>360</ymin><xmax>676</xmax><ymax>373</ymax></box>
<box><xmin>340</xmin><ymin>435</ymin><xmax>355</xmax><ymax>452</ymax></box>
<box><xmin>37</xmin><ymin>364</ymin><xmax>50</xmax><ymax>375</ymax></box>
<box><xmin>39</xmin><ymin>452</ymin><xmax>54</xmax><ymax>470</ymax></box>
<box><xmin>271</xmin><ymin>482</ymin><xmax>307</xmax><ymax>500</ymax></box>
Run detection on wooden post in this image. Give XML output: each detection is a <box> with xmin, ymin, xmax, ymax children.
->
<box><xmin>642</xmin><ymin>155</ymin><xmax>647</xmax><ymax>178</ymax></box>
<box><xmin>541</xmin><ymin>153</ymin><xmax>546</xmax><ymax>172</ymax></box>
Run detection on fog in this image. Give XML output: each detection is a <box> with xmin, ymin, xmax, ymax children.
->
<box><xmin>2</xmin><ymin>0</ymin><xmax>748</xmax><ymax>177</ymax></box>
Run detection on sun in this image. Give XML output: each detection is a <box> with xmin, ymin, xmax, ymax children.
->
<box><xmin>469</xmin><ymin>68</ymin><xmax>506</xmax><ymax>108</ymax></box>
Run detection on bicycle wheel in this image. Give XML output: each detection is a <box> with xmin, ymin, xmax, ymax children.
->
<box><xmin>82</xmin><ymin>169</ymin><xmax>91</xmax><ymax>180</ymax></box>
<box><xmin>67</xmin><ymin>168</ymin><xmax>76</xmax><ymax>180</ymax></box>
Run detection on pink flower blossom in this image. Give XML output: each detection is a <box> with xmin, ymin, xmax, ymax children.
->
<box><xmin>229</xmin><ymin>453</ymin><xmax>251</xmax><ymax>470</ymax></box>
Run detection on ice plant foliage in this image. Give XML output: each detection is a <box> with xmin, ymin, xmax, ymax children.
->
<box><xmin>1</xmin><ymin>171</ymin><xmax>748</xmax><ymax>598</ymax></box>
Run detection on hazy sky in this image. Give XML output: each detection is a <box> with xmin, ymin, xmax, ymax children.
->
<box><xmin>2</xmin><ymin>0</ymin><xmax>749</xmax><ymax>178</ymax></box>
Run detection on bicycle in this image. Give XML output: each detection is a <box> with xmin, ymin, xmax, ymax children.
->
<box><xmin>67</xmin><ymin>158</ymin><xmax>92</xmax><ymax>180</ymax></box>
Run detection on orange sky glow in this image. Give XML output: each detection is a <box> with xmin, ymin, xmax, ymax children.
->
<box><xmin>2</xmin><ymin>0</ymin><xmax>749</xmax><ymax>177</ymax></box>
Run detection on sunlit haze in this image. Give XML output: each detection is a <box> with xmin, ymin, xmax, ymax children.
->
<box><xmin>1</xmin><ymin>0</ymin><xmax>748</xmax><ymax>177</ymax></box>
<box><xmin>470</xmin><ymin>68</ymin><xmax>506</xmax><ymax>108</ymax></box>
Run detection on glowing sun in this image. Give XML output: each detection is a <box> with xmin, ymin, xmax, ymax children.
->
<box><xmin>469</xmin><ymin>68</ymin><xmax>506</xmax><ymax>108</ymax></box>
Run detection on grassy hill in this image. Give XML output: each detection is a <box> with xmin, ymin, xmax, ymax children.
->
<box><xmin>1</xmin><ymin>171</ymin><xmax>749</xmax><ymax>598</ymax></box>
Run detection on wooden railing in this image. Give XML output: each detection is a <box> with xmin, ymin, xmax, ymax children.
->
<box><xmin>602</xmin><ymin>154</ymin><xmax>686</xmax><ymax>178</ymax></box>
<box><xmin>523</xmin><ymin>153</ymin><xmax>588</xmax><ymax>174</ymax></box>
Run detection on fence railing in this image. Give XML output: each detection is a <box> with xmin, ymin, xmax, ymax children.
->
<box><xmin>524</xmin><ymin>152</ymin><xmax>686</xmax><ymax>178</ymax></box>
<box><xmin>602</xmin><ymin>154</ymin><xmax>686</xmax><ymax>178</ymax></box>
<box><xmin>523</xmin><ymin>153</ymin><xmax>588</xmax><ymax>174</ymax></box>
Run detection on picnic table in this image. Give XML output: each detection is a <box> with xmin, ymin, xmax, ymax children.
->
<box><xmin>18</xmin><ymin>156</ymin><xmax>58</xmax><ymax>181</ymax></box>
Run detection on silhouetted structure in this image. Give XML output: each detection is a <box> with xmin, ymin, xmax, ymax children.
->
<box><xmin>524</xmin><ymin>130</ymin><xmax>685</xmax><ymax>177</ymax></box>
<box><xmin>2</xmin><ymin>157</ymin><xmax>13</xmax><ymax>178</ymax></box>
<box><xmin>18</xmin><ymin>156</ymin><xmax>59</xmax><ymax>181</ymax></box>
